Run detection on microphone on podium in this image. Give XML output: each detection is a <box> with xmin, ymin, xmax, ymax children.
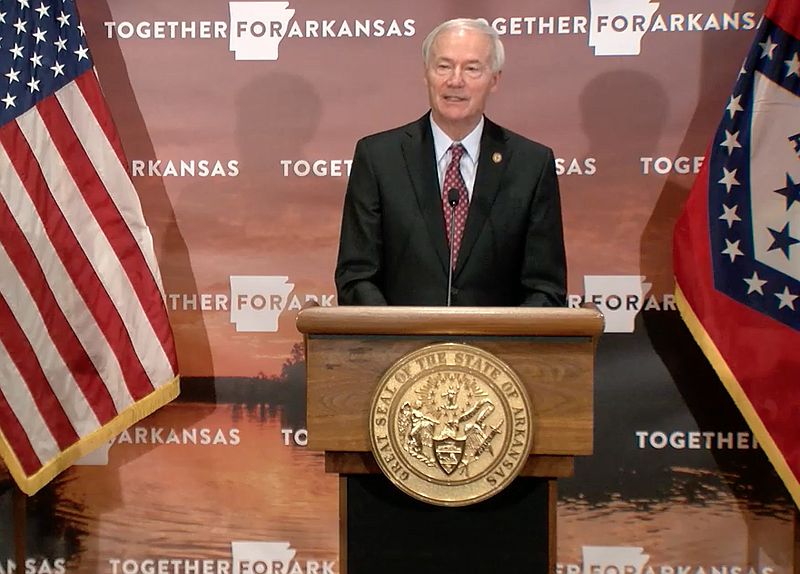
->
<box><xmin>446</xmin><ymin>188</ymin><xmax>459</xmax><ymax>307</ymax></box>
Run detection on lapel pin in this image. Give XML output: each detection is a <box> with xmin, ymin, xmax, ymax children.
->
<box><xmin>492</xmin><ymin>152</ymin><xmax>502</xmax><ymax>164</ymax></box>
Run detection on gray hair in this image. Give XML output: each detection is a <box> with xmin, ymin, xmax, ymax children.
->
<box><xmin>422</xmin><ymin>19</ymin><xmax>505</xmax><ymax>73</ymax></box>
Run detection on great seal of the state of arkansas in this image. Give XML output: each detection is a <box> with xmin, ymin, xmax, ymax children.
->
<box><xmin>369</xmin><ymin>343</ymin><xmax>533</xmax><ymax>506</ymax></box>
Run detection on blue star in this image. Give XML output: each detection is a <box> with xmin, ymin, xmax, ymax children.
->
<box><xmin>773</xmin><ymin>173</ymin><xmax>800</xmax><ymax>210</ymax></box>
<box><xmin>767</xmin><ymin>222</ymin><xmax>800</xmax><ymax>258</ymax></box>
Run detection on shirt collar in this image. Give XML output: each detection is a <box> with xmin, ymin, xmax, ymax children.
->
<box><xmin>430</xmin><ymin>115</ymin><xmax>484</xmax><ymax>164</ymax></box>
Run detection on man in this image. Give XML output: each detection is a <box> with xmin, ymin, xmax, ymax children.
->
<box><xmin>335</xmin><ymin>18</ymin><xmax>566</xmax><ymax>307</ymax></box>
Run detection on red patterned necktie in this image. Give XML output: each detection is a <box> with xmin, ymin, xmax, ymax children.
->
<box><xmin>441</xmin><ymin>143</ymin><xmax>469</xmax><ymax>269</ymax></box>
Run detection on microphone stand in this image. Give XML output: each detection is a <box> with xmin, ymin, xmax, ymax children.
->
<box><xmin>446</xmin><ymin>188</ymin><xmax>459</xmax><ymax>307</ymax></box>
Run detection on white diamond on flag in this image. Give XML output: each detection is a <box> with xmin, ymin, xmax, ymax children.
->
<box><xmin>750</xmin><ymin>71</ymin><xmax>800</xmax><ymax>280</ymax></box>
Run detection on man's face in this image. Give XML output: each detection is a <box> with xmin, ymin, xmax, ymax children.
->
<box><xmin>424</xmin><ymin>28</ymin><xmax>500</xmax><ymax>134</ymax></box>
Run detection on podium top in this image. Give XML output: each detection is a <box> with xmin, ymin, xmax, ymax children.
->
<box><xmin>296</xmin><ymin>306</ymin><xmax>603</xmax><ymax>337</ymax></box>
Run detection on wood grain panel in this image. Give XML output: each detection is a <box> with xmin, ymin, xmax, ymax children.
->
<box><xmin>297</xmin><ymin>305</ymin><xmax>603</xmax><ymax>337</ymax></box>
<box><xmin>306</xmin><ymin>336</ymin><xmax>593</xmax><ymax>456</ymax></box>
<box><xmin>325</xmin><ymin>452</ymin><xmax>574</xmax><ymax>478</ymax></box>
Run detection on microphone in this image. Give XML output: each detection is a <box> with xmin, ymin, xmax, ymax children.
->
<box><xmin>446</xmin><ymin>188</ymin><xmax>459</xmax><ymax>307</ymax></box>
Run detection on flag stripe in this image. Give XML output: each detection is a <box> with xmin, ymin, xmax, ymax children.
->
<box><xmin>0</xmin><ymin>130</ymin><xmax>118</xmax><ymax>438</ymax></box>
<box><xmin>0</xmin><ymin>285</ymin><xmax>79</xmax><ymax>457</ymax></box>
<box><xmin>37</xmin><ymin>91</ymin><xmax>177</xmax><ymax>388</ymax></box>
<box><xmin>0</xmin><ymin>132</ymin><xmax>135</xmax><ymax>417</ymax></box>
<box><xmin>0</xmin><ymin>379</ymin><xmax>41</xmax><ymax>475</ymax></box>
<box><xmin>0</xmin><ymin>191</ymin><xmax>110</xmax><ymax>443</ymax></box>
<box><xmin>67</xmin><ymin>75</ymin><xmax>167</xmax><ymax>294</ymax></box>
<box><xmin>0</xmin><ymin>152</ymin><xmax>119</xmax><ymax>433</ymax></box>
<box><xmin>6</xmin><ymin>111</ymin><xmax>155</xmax><ymax>405</ymax></box>
<box><xmin>54</xmin><ymin>80</ymin><xmax>177</xmax><ymax>374</ymax></box>
<box><xmin>768</xmin><ymin>2</ymin><xmax>800</xmax><ymax>36</ymax></box>
<box><xmin>74</xmin><ymin>72</ymin><xmax>129</xmax><ymax>194</ymax></box>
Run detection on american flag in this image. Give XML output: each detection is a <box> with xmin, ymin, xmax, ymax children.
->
<box><xmin>674</xmin><ymin>0</ymin><xmax>800</xmax><ymax>506</ymax></box>
<box><xmin>0</xmin><ymin>0</ymin><xmax>179</xmax><ymax>495</ymax></box>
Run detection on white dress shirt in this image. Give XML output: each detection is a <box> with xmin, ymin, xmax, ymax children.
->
<box><xmin>430</xmin><ymin>116</ymin><xmax>484</xmax><ymax>202</ymax></box>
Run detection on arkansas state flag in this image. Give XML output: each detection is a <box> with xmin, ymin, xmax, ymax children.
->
<box><xmin>674</xmin><ymin>0</ymin><xmax>800</xmax><ymax>506</ymax></box>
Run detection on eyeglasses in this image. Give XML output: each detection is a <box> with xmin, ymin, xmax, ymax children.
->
<box><xmin>432</xmin><ymin>61</ymin><xmax>489</xmax><ymax>80</ymax></box>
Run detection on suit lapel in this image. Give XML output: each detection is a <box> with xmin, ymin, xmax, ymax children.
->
<box><xmin>401</xmin><ymin>114</ymin><xmax>450</xmax><ymax>274</ymax></box>
<box><xmin>455</xmin><ymin>117</ymin><xmax>510</xmax><ymax>275</ymax></box>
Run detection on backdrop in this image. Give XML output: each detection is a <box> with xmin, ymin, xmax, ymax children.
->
<box><xmin>2</xmin><ymin>0</ymin><xmax>794</xmax><ymax>572</ymax></box>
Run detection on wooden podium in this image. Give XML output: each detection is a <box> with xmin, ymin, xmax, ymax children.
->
<box><xmin>297</xmin><ymin>306</ymin><xmax>602</xmax><ymax>574</ymax></box>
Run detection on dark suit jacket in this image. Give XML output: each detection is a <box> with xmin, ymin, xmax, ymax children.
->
<box><xmin>335</xmin><ymin>113</ymin><xmax>566</xmax><ymax>307</ymax></box>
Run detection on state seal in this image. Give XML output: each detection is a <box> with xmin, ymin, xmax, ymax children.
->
<box><xmin>369</xmin><ymin>343</ymin><xmax>533</xmax><ymax>506</ymax></box>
